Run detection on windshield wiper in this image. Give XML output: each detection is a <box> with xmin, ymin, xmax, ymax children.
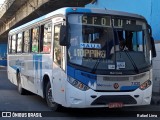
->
<box><xmin>124</xmin><ymin>50</ymin><xmax>139</xmax><ymax>74</ymax></box>
<box><xmin>91</xmin><ymin>58</ymin><xmax>102</xmax><ymax>74</ymax></box>
<box><xmin>113</xmin><ymin>27</ymin><xmax>139</xmax><ymax>74</ymax></box>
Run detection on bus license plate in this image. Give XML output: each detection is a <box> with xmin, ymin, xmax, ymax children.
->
<box><xmin>108</xmin><ymin>102</ymin><xmax>123</xmax><ymax>108</ymax></box>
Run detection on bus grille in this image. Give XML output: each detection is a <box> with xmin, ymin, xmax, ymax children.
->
<box><xmin>103</xmin><ymin>77</ymin><xmax>129</xmax><ymax>81</ymax></box>
<box><xmin>91</xmin><ymin>95</ymin><xmax>137</xmax><ymax>105</ymax></box>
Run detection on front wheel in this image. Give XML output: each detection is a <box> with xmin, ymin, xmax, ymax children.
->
<box><xmin>45</xmin><ymin>81</ymin><xmax>61</xmax><ymax>111</ymax></box>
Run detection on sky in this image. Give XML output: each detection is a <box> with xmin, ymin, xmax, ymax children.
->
<box><xmin>0</xmin><ymin>0</ymin><xmax>5</xmax><ymax>4</ymax></box>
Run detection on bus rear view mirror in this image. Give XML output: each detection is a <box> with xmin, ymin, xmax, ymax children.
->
<box><xmin>59</xmin><ymin>25</ymin><xmax>67</xmax><ymax>46</ymax></box>
<box><xmin>151</xmin><ymin>37</ymin><xmax>156</xmax><ymax>57</ymax></box>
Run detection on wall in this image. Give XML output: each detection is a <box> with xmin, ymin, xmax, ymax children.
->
<box><xmin>0</xmin><ymin>44</ymin><xmax>7</xmax><ymax>66</ymax></box>
<box><xmin>151</xmin><ymin>0</ymin><xmax>160</xmax><ymax>41</ymax></box>
<box><xmin>151</xmin><ymin>0</ymin><xmax>160</xmax><ymax>93</ymax></box>
<box><xmin>86</xmin><ymin>0</ymin><xmax>160</xmax><ymax>41</ymax></box>
<box><xmin>86</xmin><ymin>0</ymin><xmax>160</xmax><ymax>93</ymax></box>
<box><xmin>153</xmin><ymin>44</ymin><xmax>160</xmax><ymax>93</ymax></box>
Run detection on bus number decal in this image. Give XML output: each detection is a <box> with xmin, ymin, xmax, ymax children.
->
<box><xmin>131</xmin><ymin>82</ymin><xmax>140</xmax><ymax>86</ymax></box>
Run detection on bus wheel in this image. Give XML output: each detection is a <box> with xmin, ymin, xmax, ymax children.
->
<box><xmin>17</xmin><ymin>73</ymin><xmax>25</xmax><ymax>95</ymax></box>
<box><xmin>46</xmin><ymin>81</ymin><xmax>61</xmax><ymax>111</ymax></box>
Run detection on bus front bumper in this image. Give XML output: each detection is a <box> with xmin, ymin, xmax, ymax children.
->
<box><xmin>64</xmin><ymin>82</ymin><xmax>152</xmax><ymax>108</ymax></box>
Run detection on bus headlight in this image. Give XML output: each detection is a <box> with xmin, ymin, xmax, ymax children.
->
<box><xmin>68</xmin><ymin>77</ymin><xmax>90</xmax><ymax>91</ymax></box>
<box><xmin>139</xmin><ymin>80</ymin><xmax>151</xmax><ymax>90</ymax></box>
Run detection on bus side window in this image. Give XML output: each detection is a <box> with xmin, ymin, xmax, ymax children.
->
<box><xmin>32</xmin><ymin>27</ymin><xmax>39</xmax><ymax>53</ymax></box>
<box><xmin>17</xmin><ymin>33</ymin><xmax>22</xmax><ymax>53</ymax></box>
<box><xmin>53</xmin><ymin>25</ymin><xmax>61</xmax><ymax>66</ymax></box>
<box><xmin>42</xmin><ymin>23</ymin><xmax>52</xmax><ymax>53</ymax></box>
<box><xmin>11</xmin><ymin>35</ymin><xmax>16</xmax><ymax>54</ymax></box>
<box><xmin>8</xmin><ymin>36</ymin><xmax>12</xmax><ymax>54</ymax></box>
<box><xmin>23</xmin><ymin>30</ymin><xmax>30</xmax><ymax>53</ymax></box>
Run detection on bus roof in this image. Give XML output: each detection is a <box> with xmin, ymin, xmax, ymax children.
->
<box><xmin>65</xmin><ymin>7</ymin><xmax>145</xmax><ymax>19</ymax></box>
<box><xmin>9</xmin><ymin>7</ymin><xmax>146</xmax><ymax>34</ymax></box>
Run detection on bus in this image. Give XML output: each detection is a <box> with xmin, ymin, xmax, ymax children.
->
<box><xmin>7</xmin><ymin>7</ymin><xmax>156</xmax><ymax>110</ymax></box>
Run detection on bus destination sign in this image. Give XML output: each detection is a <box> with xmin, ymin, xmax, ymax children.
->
<box><xmin>81</xmin><ymin>15</ymin><xmax>136</xmax><ymax>27</ymax></box>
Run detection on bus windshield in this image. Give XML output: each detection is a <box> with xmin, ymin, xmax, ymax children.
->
<box><xmin>67</xmin><ymin>14</ymin><xmax>151</xmax><ymax>74</ymax></box>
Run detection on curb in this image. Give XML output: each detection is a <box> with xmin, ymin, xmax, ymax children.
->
<box><xmin>151</xmin><ymin>92</ymin><xmax>160</xmax><ymax>105</ymax></box>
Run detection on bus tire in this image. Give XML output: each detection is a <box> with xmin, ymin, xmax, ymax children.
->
<box><xmin>17</xmin><ymin>72</ymin><xmax>25</xmax><ymax>95</ymax></box>
<box><xmin>45</xmin><ymin>81</ymin><xmax>61</xmax><ymax>111</ymax></box>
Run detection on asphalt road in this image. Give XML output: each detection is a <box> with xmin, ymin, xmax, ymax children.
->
<box><xmin>0</xmin><ymin>66</ymin><xmax>160</xmax><ymax>120</ymax></box>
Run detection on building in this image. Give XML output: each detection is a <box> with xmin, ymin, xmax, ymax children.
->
<box><xmin>0</xmin><ymin>44</ymin><xmax>7</xmax><ymax>66</ymax></box>
<box><xmin>86</xmin><ymin>0</ymin><xmax>160</xmax><ymax>93</ymax></box>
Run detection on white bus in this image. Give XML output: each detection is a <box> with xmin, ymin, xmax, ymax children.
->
<box><xmin>7</xmin><ymin>7</ymin><xmax>156</xmax><ymax>110</ymax></box>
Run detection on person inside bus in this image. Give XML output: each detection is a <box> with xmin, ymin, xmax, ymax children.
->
<box><xmin>118</xmin><ymin>31</ymin><xmax>126</xmax><ymax>51</ymax></box>
<box><xmin>110</xmin><ymin>31</ymin><xmax>125</xmax><ymax>54</ymax></box>
<box><xmin>110</xmin><ymin>30</ymin><xmax>133</xmax><ymax>52</ymax></box>
<box><xmin>68</xmin><ymin>35</ymin><xmax>79</xmax><ymax>60</ymax></box>
<box><xmin>55</xmin><ymin>48</ymin><xmax>61</xmax><ymax>65</ymax></box>
<box><xmin>90</xmin><ymin>28</ymin><xmax>117</xmax><ymax>58</ymax></box>
<box><xmin>125</xmin><ymin>31</ymin><xmax>133</xmax><ymax>51</ymax></box>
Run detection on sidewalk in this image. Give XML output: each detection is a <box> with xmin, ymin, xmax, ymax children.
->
<box><xmin>151</xmin><ymin>92</ymin><xmax>160</xmax><ymax>105</ymax></box>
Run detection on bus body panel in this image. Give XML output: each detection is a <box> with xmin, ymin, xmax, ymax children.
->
<box><xmin>52</xmin><ymin>63</ymin><xmax>67</xmax><ymax>105</ymax></box>
<box><xmin>8</xmin><ymin>54</ymin><xmax>53</xmax><ymax>96</ymax></box>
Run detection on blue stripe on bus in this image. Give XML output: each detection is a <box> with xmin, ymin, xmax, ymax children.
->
<box><xmin>75</xmin><ymin>70</ymin><xmax>96</xmax><ymax>86</ymax></box>
<box><xmin>33</xmin><ymin>54</ymin><xmax>43</xmax><ymax>80</ymax></box>
<box><xmin>67</xmin><ymin>66</ymin><xmax>139</xmax><ymax>91</ymax></box>
<box><xmin>120</xmin><ymin>86</ymin><xmax>139</xmax><ymax>91</ymax></box>
<box><xmin>67</xmin><ymin>65</ymin><xmax>75</xmax><ymax>78</ymax></box>
<box><xmin>67</xmin><ymin>66</ymin><xmax>97</xmax><ymax>86</ymax></box>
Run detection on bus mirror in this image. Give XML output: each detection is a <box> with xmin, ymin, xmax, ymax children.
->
<box><xmin>59</xmin><ymin>25</ymin><xmax>67</xmax><ymax>46</ymax></box>
<box><xmin>151</xmin><ymin>37</ymin><xmax>156</xmax><ymax>57</ymax></box>
<box><xmin>148</xmin><ymin>24</ymin><xmax>152</xmax><ymax>36</ymax></box>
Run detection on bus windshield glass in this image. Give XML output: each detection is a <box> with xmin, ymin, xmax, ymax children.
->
<box><xmin>67</xmin><ymin>14</ymin><xmax>151</xmax><ymax>74</ymax></box>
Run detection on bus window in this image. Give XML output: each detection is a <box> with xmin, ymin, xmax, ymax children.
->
<box><xmin>11</xmin><ymin>35</ymin><xmax>16</xmax><ymax>54</ymax></box>
<box><xmin>32</xmin><ymin>27</ymin><xmax>39</xmax><ymax>53</ymax></box>
<box><xmin>42</xmin><ymin>23</ymin><xmax>52</xmax><ymax>53</ymax></box>
<box><xmin>8</xmin><ymin>36</ymin><xmax>12</xmax><ymax>54</ymax></box>
<box><xmin>17</xmin><ymin>33</ymin><xmax>22</xmax><ymax>53</ymax></box>
<box><xmin>53</xmin><ymin>25</ymin><xmax>61</xmax><ymax>66</ymax></box>
<box><xmin>24</xmin><ymin>30</ymin><xmax>30</xmax><ymax>53</ymax></box>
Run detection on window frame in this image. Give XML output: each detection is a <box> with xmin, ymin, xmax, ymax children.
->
<box><xmin>17</xmin><ymin>32</ymin><xmax>23</xmax><ymax>53</ymax></box>
<box><xmin>41</xmin><ymin>22</ymin><xmax>52</xmax><ymax>54</ymax></box>
<box><xmin>31</xmin><ymin>27</ymin><xmax>40</xmax><ymax>53</ymax></box>
<box><xmin>53</xmin><ymin>24</ymin><xmax>62</xmax><ymax>66</ymax></box>
<box><xmin>8</xmin><ymin>36</ymin><xmax>12</xmax><ymax>54</ymax></box>
<box><xmin>11</xmin><ymin>34</ymin><xmax>17</xmax><ymax>54</ymax></box>
<box><xmin>23</xmin><ymin>30</ymin><xmax>30</xmax><ymax>53</ymax></box>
